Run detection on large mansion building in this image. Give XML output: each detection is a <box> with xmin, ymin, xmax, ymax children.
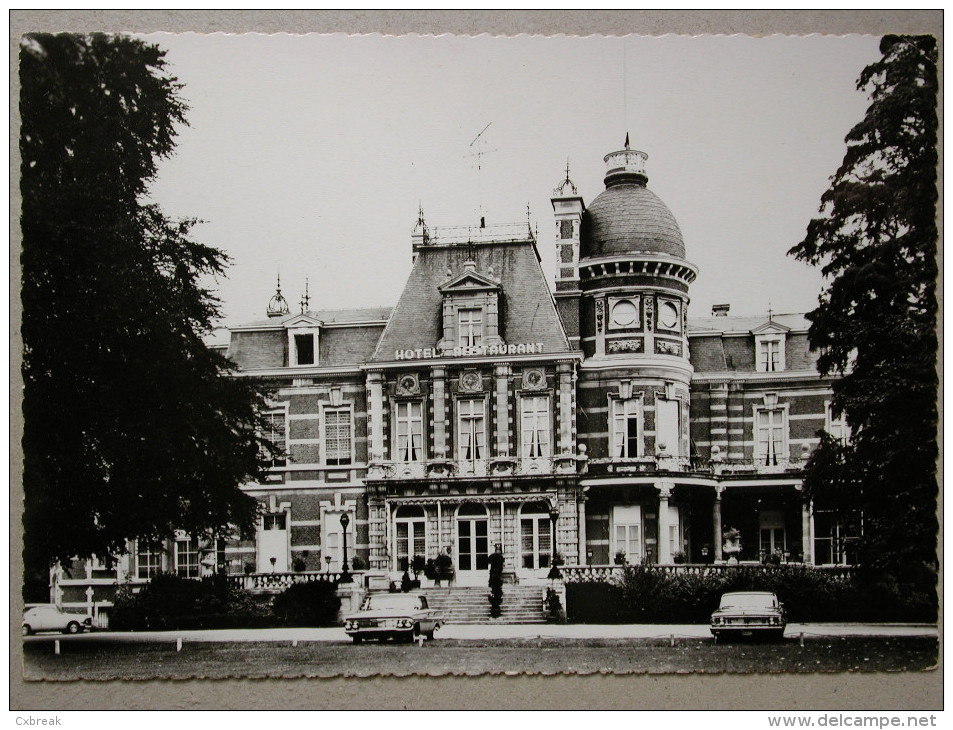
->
<box><xmin>52</xmin><ymin>142</ymin><xmax>856</xmax><ymax>611</ymax></box>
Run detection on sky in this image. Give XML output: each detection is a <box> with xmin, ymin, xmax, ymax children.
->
<box><xmin>141</xmin><ymin>32</ymin><xmax>882</xmax><ymax>329</ymax></box>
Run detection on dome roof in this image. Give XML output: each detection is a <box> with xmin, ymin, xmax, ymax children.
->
<box><xmin>581</xmin><ymin>182</ymin><xmax>685</xmax><ymax>259</ymax></box>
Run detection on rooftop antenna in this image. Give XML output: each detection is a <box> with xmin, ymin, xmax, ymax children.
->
<box><xmin>466</xmin><ymin>122</ymin><xmax>496</xmax><ymax>228</ymax></box>
<box><xmin>767</xmin><ymin>301</ymin><xmax>774</xmax><ymax>322</ymax></box>
<box><xmin>300</xmin><ymin>278</ymin><xmax>310</xmax><ymax>314</ymax></box>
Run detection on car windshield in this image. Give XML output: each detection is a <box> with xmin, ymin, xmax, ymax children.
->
<box><xmin>719</xmin><ymin>593</ymin><xmax>777</xmax><ymax>609</ymax></box>
<box><xmin>361</xmin><ymin>594</ymin><xmax>422</xmax><ymax>611</ymax></box>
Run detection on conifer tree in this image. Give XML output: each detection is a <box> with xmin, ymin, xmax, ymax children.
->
<box><xmin>789</xmin><ymin>36</ymin><xmax>938</xmax><ymax>584</ymax></box>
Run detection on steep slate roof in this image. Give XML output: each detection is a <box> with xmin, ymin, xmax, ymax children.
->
<box><xmin>687</xmin><ymin>313</ymin><xmax>810</xmax><ymax>335</ymax></box>
<box><xmin>234</xmin><ymin>306</ymin><xmax>392</xmax><ymax>330</ymax></box>
<box><xmin>372</xmin><ymin>237</ymin><xmax>572</xmax><ymax>362</ymax></box>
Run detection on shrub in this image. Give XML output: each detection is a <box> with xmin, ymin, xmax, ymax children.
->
<box><xmin>545</xmin><ymin>588</ymin><xmax>566</xmax><ymax>623</ymax></box>
<box><xmin>488</xmin><ymin>551</ymin><xmax>505</xmax><ymax>618</ymax></box>
<box><xmin>110</xmin><ymin>572</ymin><xmax>270</xmax><ymax>631</ymax></box>
<box><xmin>566</xmin><ymin>581</ymin><xmax>626</xmax><ymax>623</ymax></box>
<box><xmin>272</xmin><ymin>580</ymin><xmax>341</xmax><ymax>627</ymax></box>
<box><xmin>566</xmin><ymin>566</ymin><xmax>936</xmax><ymax>624</ymax></box>
<box><xmin>411</xmin><ymin>554</ymin><xmax>427</xmax><ymax>578</ymax></box>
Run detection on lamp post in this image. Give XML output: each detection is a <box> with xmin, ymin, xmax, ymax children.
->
<box><xmin>548</xmin><ymin>505</ymin><xmax>562</xmax><ymax>580</ymax></box>
<box><xmin>339</xmin><ymin>512</ymin><xmax>353</xmax><ymax>583</ymax></box>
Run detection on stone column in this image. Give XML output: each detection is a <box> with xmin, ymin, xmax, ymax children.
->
<box><xmin>801</xmin><ymin>497</ymin><xmax>814</xmax><ymax>565</ymax></box>
<box><xmin>576</xmin><ymin>494</ymin><xmax>587</xmax><ymax>566</ymax></box>
<box><xmin>713</xmin><ymin>486</ymin><xmax>724</xmax><ymax>561</ymax></box>
<box><xmin>657</xmin><ymin>481</ymin><xmax>673</xmax><ymax>564</ymax></box>
<box><xmin>432</xmin><ymin>366</ymin><xmax>447</xmax><ymax>458</ymax></box>
<box><xmin>368</xmin><ymin>371</ymin><xmax>385</xmax><ymax>461</ymax></box>
<box><xmin>557</xmin><ymin>362</ymin><xmax>574</xmax><ymax>455</ymax></box>
<box><xmin>495</xmin><ymin>365</ymin><xmax>511</xmax><ymax>456</ymax></box>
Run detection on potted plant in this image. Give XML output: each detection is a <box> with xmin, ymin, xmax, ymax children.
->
<box><xmin>672</xmin><ymin>550</ymin><xmax>687</xmax><ymax>565</ymax></box>
<box><xmin>722</xmin><ymin>527</ymin><xmax>742</xmax><ymax>564</ymax></box>
<box><xmin>435</xmin><ymin>549</ymin><xmax>454</xmax><ymax>585</ymax></box>
<box><xmin>614</xmin><ymin>551</ymin><xmax>628</xmax><ymax>566</ymax></box>
<box><xmin>411</xmin><ymin>554</ymin><xmax>426</xmax><ymax>585</ymax></box>
<box><xmin>292</xmin><ymin>557</ymin><xmax>307</xmax><ymax>572</ymax></box>
<box><xmin>351</xmin><ymin>555</ymin><xmax>367</xmax><ymax>571</ymax></box>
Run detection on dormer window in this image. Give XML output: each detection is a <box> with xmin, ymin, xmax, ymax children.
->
<box><xmin>752</xmin><ymin>321</ymin><xmax>790</xmax><ymax>373</ymax></box>
<box><xmin>285</xmin><ymin>315</ymin><xmax>322</xmax><ymax>368</ymax></box>
<box><xmin>756</xmin><ymin>336</ymin><xmax>784</xmax><ymax>372</ymax></box>
<box><xmin>294</xmin><ymin>333</ymin><xmax>315</xmax><ymax>365</ymax></box>
<box><xmin>458</xmin><ymin>308</ymin><xmax>484</xmax><ymax>348</ymax></box>
<box><xmin>437</xmin><ymin>262</ymin><xmax>503</xmax><ymax>354</ymax></box>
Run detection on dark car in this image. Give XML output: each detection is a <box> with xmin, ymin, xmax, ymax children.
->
<box><xmin>710</xmin><ymin>591</ymin><xmax>786</xmax><ymax>641</ymax></box>
<box><xmin>343</xmin><ymin>593</ymin><xmax>442</xmax><ymax>643</ymax></box>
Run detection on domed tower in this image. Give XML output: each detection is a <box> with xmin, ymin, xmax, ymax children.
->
<box><xmin>565</xmin><ymin>139</ymin><xmax>699</xmax><ymax>565</ymax></box>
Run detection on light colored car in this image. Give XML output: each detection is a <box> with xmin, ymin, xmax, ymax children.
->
<box><xmin>343</xmin><ymin>593</ymin><xmax>442</xmax><ymax>643</ymax></box>
<box><xmin>23</xmin><ymin>605</ymin><xmax>93</xmax><ymax>636</ymax></box>
<box><xmin>710</xmin><ymin>591</ymin><xmax>786</xmax><ymax>641</ymax></box>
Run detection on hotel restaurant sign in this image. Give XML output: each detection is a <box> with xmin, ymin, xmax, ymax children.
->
<box><xmin>395</xmin><ymin>343</ymin><xmax>546</xmax><ymax>360</ymax></box>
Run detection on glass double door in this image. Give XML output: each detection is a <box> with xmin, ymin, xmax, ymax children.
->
<box><xmin>457</xmin><ymin>518</ymin><xmax>489</xmax><ymax>573</ymax></box>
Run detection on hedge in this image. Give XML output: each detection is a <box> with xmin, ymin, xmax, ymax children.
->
<box><xmin>566</xmin><ymin>565</ymin><xmax>936</xmax><ymax>624</ymax></box>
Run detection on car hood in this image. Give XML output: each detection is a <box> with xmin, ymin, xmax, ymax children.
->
<box><xmin>345</xmin><ymin>608</ymin><xmax>427</xmax><ymax>620</ymax></box>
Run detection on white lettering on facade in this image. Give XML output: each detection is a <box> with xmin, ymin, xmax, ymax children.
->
<box><xmin>393</xmin><ymin>343</ymin><xmax>547</xmax><ymax>360</ymax></box>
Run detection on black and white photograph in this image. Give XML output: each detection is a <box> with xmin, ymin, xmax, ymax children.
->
<box><xmin>13</xmin><ymin>13</ymin><xmax>940</xmax><ymax>715</ymax></box>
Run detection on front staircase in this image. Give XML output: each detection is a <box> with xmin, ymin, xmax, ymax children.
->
<box><xmin>410</xmin><ymin>585</ymin><xmax>547</xmax><ymax>624</ymax></box>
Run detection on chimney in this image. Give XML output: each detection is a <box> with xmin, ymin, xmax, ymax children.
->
<box><xmin>712</xmin><ymin>304</ymin><xmax>730</xmax><ymax>317</ymax></box>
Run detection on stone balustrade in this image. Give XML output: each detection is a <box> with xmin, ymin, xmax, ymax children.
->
<box><xmin>560</xmin><ymin>563</ymin><xmax>856</xmax><ymax>583</ymax></box>
<box><xmin>227</xmin><ymin>571</ymin><xmax>361</xmax><ymax>593</ymax></box>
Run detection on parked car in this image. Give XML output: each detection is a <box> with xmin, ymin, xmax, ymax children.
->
<box><xmin>343</xmin><ymin>593</ymin><xmax>442</xmax><ymax>643</ymax></box>
<box><xmin>23</xmin><ymin>605</ymin><xmax>93</xmax><ymax>636</ymax></box>
<box><xmin>710</xmin><ymin>591</ymin><xmax>786</xmax><ymax>641</ymax></box>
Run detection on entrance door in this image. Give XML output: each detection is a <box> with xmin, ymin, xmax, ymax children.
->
<box><xmin>456</xmin><ymin>503</ymin><xmax>489</xmax><ymax>583</ymax></box>
<box><xmin>257</xmin><ymin>512</ymin><xmax>289</xmax><ymax>572</ymax></box>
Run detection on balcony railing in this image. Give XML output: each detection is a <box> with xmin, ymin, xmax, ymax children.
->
<box><xmin>714</xmin><ymin>458</ymin><xmax>806</xmax><ymax>475</ymax></box>
<box><xmin>368</xmin><ymin>455</ymin><xmax>580</xmax><ymax>480</ymax></box>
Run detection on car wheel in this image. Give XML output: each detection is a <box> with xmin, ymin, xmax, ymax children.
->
<box><xmin>65</xmin><ymin>621</ymin><xmax>81</xmax><ymax>634</ymax></box>
<box><xmin>22</xmin><ymin>624</ymin><xmax>32</xmax><ymax>636</ymax></box>
<box><xmin>773</xmin><ymin>629</ymin><xmax>785</xmax><ymax>642</ymax></box>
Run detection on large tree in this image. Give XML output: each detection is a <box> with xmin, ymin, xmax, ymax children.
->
<box><xmin>20</xmin><ymin>34</ymin><xmax>274</xmax><ymax>599</ymax></box>
<box><xmin>789</xmin><ymin>36</ymin><xmax>938</xmax><ymax>581</ymax></box>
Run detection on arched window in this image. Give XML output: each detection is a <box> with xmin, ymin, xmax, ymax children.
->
<box><xmin>519</xmin><ymin>502</ymin><xmax>552</xmax><ymax>569</ymax></box>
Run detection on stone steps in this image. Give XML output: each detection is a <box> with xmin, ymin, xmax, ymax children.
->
<box><xmin>409</xmin><ymin>585</ymin><xmax>548</xmax><ymax>624</ymax></box>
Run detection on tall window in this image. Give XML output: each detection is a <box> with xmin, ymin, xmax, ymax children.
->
<box><xmin>395</xmin><ymin>506</ymin><xmax>427</xmax><ymax>571</ymax></box>
<box><xmin>136</xmin><ymin>542</ymin><xmax>162</xmax><ymax>579</ymax></box>
<box><xmin>826</xmin><ymin>403</ymin><xmax>850</xmax><ymax>444</ymax></box>
<box><xmin>521</xmin><ymin>396</ymin><xmax>551</xmax><ymax>458</ymax></box>
<box><xmin>613</xmin><ymin>505</ymin><xmax>643</xmax><ymax>563</ymax></box>
<box><xmin>175</xmin><ymin>537</ymin><xmax>200</xmax><ymax>578</ymax></box>
<box><xmin>325</xmin><ymin>407</ymin><xmax>352</xmax><ymax>465</ymax></box>
<box><xmin>294</xmin><ymin>333</ymin><xmax>315</xmax><ymax>365</ymax></box>
<box><xmin>458</xmin><ymin>399</ymin><xmax>485</xmax><ymax>462</ymax></box>
<box><xmin>655</xmin><ymin>398</ymin><xmax>680</xmax><ymax>456</ymax></box>
<box><xmin>520</xmin><ymin>503</ymin><xmax>552</xmax><ymax>569</ymax></box>
<box><xmin>612</xmin><ymin>398</ymin><xmax>641</xmax><ymax>458</ymax></box>
<box><xmin>756</xmin><ymin>408</ymin><xmax>786</xmax><ymax>466</ymax></box>
<box><xmin>262</xmin><ymin>410</ymin><xmax>287</xmax><ymax>467</ymax></box>
<box><xmin>458</xmin><ymin>308</ymin><xmax>483</xmax><ymax>348</ymax></box>
<box><xmin>756</xmin><ymin>336</ymin><xmax>785</xmax><ymax>372</ymax></box>
<box><xmin>759</xmin><ymin>509</ymin><xmax>785</xmax><ymax>557</ymax></box>
<box><xmin>395</xmin><ymin>401</ymin><xmax>423</xmax><ymax>462</ymax></box>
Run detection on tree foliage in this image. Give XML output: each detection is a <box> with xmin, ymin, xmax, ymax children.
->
<box><xmin>20</xmin><ymin>33</ymin><xmax>276</xmax><ymax>596</ymax></box>
<box><xmin>789</xmin><ymin>36</ymin><xmax>938</xmax><ymax>578</ymax></box>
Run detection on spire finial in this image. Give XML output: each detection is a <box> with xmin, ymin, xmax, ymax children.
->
<box><xmin>624</xmin><ymin>132</ymin><xmax>630</xmax><ymax>150</ymax></box>
<box><xmin>266</xmin><ymin>269</ymin><xmax>290</xmax><ymax>317</ymax></box>
<box><xmin>552</xmin><ymin>158</ymin><xmax>578</xmax><ymax>196</ymax></box>
<box><xmin>300</xmin><ymin>278</ymin><xmax>310</xmax><ymax>314</ymax></box>
<box><xmin>767</xmin><ymin>301</ymin><xmax>774</xmax><ymax>322</ymax></box>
